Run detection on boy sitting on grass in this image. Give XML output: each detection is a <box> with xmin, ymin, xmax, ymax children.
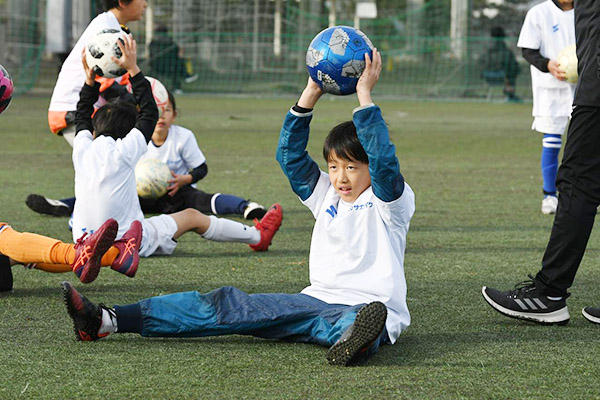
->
<box><xmin>71</xmin><ymin>34</ymin><xmax>282</xmax><ymax>273</ymax></box>
<box><xmin>61</xmin><ymin>49</ymin><xmax>414</xmax><ymax>366</ymax></box>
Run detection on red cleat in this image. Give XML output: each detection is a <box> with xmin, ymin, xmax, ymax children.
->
<box><xmin>249</xmin><ymin>203</ymin><xmax>283</xmax><ymax>252</ymax></box>
<box><xmin>111</xmin><ymin>220</ymin><xmax>142</xmax><ymax>278</ymax></box>
<box><xmin>72</xmin><ymin>219</ymin><xmax>118</xmax><ymax>283</ymax></box>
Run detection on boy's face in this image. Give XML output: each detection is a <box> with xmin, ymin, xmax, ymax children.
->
<box><xmin>327</xmin><ymin>151</ymin><xmax>371</xmax><ymax>203</ymax></box>
<box><xmin>154</xmin><ymin>99</ymin><xmax>176</xmax><ymax>136</ymax></box>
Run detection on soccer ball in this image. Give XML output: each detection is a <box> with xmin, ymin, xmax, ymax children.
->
<box><xmin>135</xmin><ymin>158</ymin><xmax>172</xmax><ymax>199</ymax></box>
<box><xmin>85</xmin><ymin>28</ymin><xmax>127</xmax><ymax>78</ymax></box>
<box><xmin>306</xmin><ymin>25</ymin><xmax>374</xmax><ymax>95</ymax></box>
<box><xmin>557</xmin><ymin>44</ymin><xmax>578</xmax><ymax>84</ymax></box>
<box><xmin>146</xmin><ymin>76</ymin><xmax>169</xmax><ymax>116</ymax></box>
<box><xmin>0</xmin><ymin>64</ymin><xmax>14</xmax><ymax>115</ymax></box>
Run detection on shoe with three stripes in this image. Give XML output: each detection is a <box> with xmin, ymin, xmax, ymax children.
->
<box><xmin>481</xmin><ymin>276</ymin><xmax>570</xmax><ymax>325</ymax></box>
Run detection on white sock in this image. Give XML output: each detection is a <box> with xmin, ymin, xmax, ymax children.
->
<box><xmin>99</xmin><ymin>308</ymin><xmax>118</xmax><ymax>334</ymax></box>
<box><xmin>201</xmin><ymin>215</ymin><xmax>260</xmax><ymax>244</ymax></box>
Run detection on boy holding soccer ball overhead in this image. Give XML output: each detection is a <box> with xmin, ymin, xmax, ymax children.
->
<box><xmin>72</xmin><ymin>34</ymin><xmax>282</xmax><ymax>268</ymax></box>
<box><xmin>61</xmin><ymin>49</ymin><xmax>415</xmax><ymax>366</ymax></box>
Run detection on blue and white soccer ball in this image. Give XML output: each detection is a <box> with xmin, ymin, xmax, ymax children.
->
<box><xmin>306</xmin><ymin>26</ymin><xmax>374</xmax><ymax>95</ymax></box>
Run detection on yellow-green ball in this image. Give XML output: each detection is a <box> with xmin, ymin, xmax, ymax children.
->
<box><xmin>557</xmin><ymin>44</ymin><xmax>578</xmax><ymax>84</ymax></box>
<box><xmin>135</xmin><ymin>158</ymin><xmax>171</xmax><ymax>199</ymax></box>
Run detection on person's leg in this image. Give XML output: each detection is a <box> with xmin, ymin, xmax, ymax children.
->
<box><xmin>179</xmin><ymin>186</ymin><xmax>266</xmax><ymax>220</ymax></box>
<box><xmin>535</xmin><ymin>107</ymin><xmax>600</xmax><ymax>296</ymax></box>
<box><xmin>482</xmin><ymin>106</ymin><xmax>600</xmax><ymax>324</ymax></box>
<box><xmin>62</xmin><ymin>284</ymin><xmax>389</xmax><ymax>364</ymax></box>
<box><xmin>25</xmin><ymin>194</ymin><xmax>74</xmax><ymax>217</ymax></box>
<box><xmin>168</xmin><ymin>208</ymin><xmax>261</xmax><ymax>244</ymax></box>
<box><xmin>540</xmin><ymin>133</ymin><xmax>562</xmax><ymax>214</ymax></box>
<box><xmin>0</xmin><ymin>254</ymin><xmax>13</xmax><ymax>292</ymax></box>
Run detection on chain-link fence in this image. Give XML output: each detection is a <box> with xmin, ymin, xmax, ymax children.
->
<box><xmin>0</xmin><ymin>0</ymin><xmax>535</xmax><ymax>100</ymax></box>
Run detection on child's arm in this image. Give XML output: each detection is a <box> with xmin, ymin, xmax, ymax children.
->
<box><xmin>75</xmin><ymin>49</ymin><xmax>100</xmax><ymax>134</ymax></box>
<box><xmin>167</xmin><ymin>130</ymin><xmax>207</xmax><ymax>196</ymax></box>
<box><xmin>113</xmin><ymin>36</ymin><xmax>158</xmax><ymax>142</ymax></box>
<box><xmin>354</xmin><ymin>49</ymin><xmax>405</xmax><ymax>202</ymax></box>
<box><xmin>276</xmin><ymin>78</ymin><xmax>323</xmax><ymax>201</ymax></box>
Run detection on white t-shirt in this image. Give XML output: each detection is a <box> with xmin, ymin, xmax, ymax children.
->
<box><xmin>300</xmin><ymin>172</ymin><xmax>415</xmax><ymax>344</ymax></box>
<box><xmin>49</xmin><ymin>11</ymin><xmax>122</xmax><ymax>112</ymax></box>
<box><xmin>71</xmin><ymin>129</ymin><xmax>147</xmax><ymax>242</ymax></box>
<box><xmin>517</xmin><ymin>0</ymin><xmax>575</xmax><ymax>90</ymax></box>
<box><xmin>141</xmin><ymin>125</ymin><xmax>206</xmax><ymax>187</ymax></box>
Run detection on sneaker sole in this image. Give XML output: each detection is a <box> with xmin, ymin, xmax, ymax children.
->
<box><xmin>79</xmin><ymin>221</ymin><xmax>118</xmax><ymax>284</ymax></box>
<box><xmin>582</xmin><ymin>308</ymin><xmax>600</xmax><ymax>324</ymax></box>
<box><xmin>61</xmin><ymin>281</ymin><xmax>88</xmax><ymax>341</ymax></box>
<box><xmin>26</xmin><ymin>194</ymin><xmax>71</xmax><ymax>217</ymax></box>
<box><xmin>481</xmin><ymin>287</ymin><xmax>570</xmax><ymax>325</ymax></box>
<box><xmin>326</xmin><ymin>302</ymin><xmax>387</xmax><ymax>366</ymax></box>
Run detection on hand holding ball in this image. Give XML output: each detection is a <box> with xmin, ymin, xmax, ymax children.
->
<box><xmin>85</xmin><ymin>28</ymin><xmax>128</xmax><ymax>78</ymax></box>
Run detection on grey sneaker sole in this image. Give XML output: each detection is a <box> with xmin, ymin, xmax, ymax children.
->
<box><xmin>481</xmin><ymin>287</ymin><xmax>570</xmax><ymax>325</ymax></box>
<box><xmin>326</xmin><ymin>302</ymin><xmax>387</xmax><ymax>366</ymax></box>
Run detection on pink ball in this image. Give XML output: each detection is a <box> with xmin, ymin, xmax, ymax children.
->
<box><xmin>0</xmin><ymin>64</ymin><xmax>14</xmax><ymax>115</ymax></box>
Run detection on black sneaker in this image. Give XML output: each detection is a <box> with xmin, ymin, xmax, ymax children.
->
<box><xmin>582</xmin><ymin>307</ymin><xmax>600</xmax><ymax>324</ymax></box>
<box><xmin>61</xmin><ymin>281</ymin><xmax>113</xmax><ymax>341</ymax></box>
<box><xmin>482</xmin><ymin>276</ymin><xmax>570</xmax><ymax>325</ymax></box>
<box><xmin>26</xmin><ymin>194</ymin><xmax>72</xmax><ymax>217</ymax></box>
<box><xmin>326</xmin><ymin>301</ymin><xmax>387</xmax><ymax>366</ymax></box>
<box><xmin>0</xmin><ymin>255</ymin><xmax>13</xmax><ymax>292</ymax></box>
<box><xmin>243</xmin><ymin>201</ymin><xmax>267</xmax><ymax>220</ymax></box>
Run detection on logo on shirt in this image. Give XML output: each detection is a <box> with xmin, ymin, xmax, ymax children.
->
<box><xmin>346</xmin><ymin>202</ymin><xmax>374</xmax><ymax>212</ymax></box>
<box><xmin>325</xmin><ymin>205</ymin><xmax>337</xmax><ymax>218</ymax></box>
<box><xmin>552</xmin><ymin>24</ymin><xmax>559</xmax><ymax>33</ymax></box>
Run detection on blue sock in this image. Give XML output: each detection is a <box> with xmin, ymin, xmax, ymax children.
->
<box><xmin>60</xmin><ymin>196</ymin><xmax>76</xmax><ymax>211</ymax></box>
<box><xmin>212</xmin><ymin>193</ymin><xmax>248</xmax><ymax>216</ymax></box>
<box><xmin>541</xmin><ymin>134</ymin><xmax>562</xmax><ymax>196</ymax></box>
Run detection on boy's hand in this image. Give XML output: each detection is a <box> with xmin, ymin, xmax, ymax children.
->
<box><xmin>81</xmin><ymin>48</ymin><xmax>96</xmax><ymax>86</ymax></box>
<box><xmin>167</xmin><ymin>171</ymin><xmax>192</xmax><ymax>197</ymax></box>
<box><xmin>356</xmin><ymin>48</ymin><xmax>382</xmax><ymax>106</ymax></box>
<box><xmin>114</xmin><ymin>34</ymin><xmax>141</xmax><ymax>77</ymax></box>
<box><xmin>297</xmin><ymin>77</ymin><xmax>323</xmax><ymax>109</ymax></box>
<box><xmin>548</xmin><ymin>59</ymin><xmax>567</xmax><ymax>81</ymax></box>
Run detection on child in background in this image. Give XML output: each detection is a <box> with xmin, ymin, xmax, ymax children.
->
<box><xmin>27</xmin><ymin>90</ymin><xmax>268</xmax><ymax>221</ymax></box>
<box><xmin>73</xmin><ymin>35</ymin><xmax>282</xmax><ymax>265</ymax></box>
<box><xmin>61</xmin><ymin>49</ymin><xmax>415</xmax><ymax>367</ymax></box>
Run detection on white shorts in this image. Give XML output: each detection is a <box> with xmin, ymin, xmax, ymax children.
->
<box><xmin>531</xmin><ymin>86</ymin><xmax>575</xmax><ymax>134</ymax></box>
<box><xmin>140</xmin><ymin>214</ymin><xmax>178</xmax><ymax>257</ymax></box>
<box><xmin>531</xmin><ymin>116</ymin><xmax>570</xmax><ymax>135</ymax></box>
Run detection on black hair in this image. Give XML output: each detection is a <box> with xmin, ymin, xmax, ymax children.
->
<box><xmin>322</xmin><ymin>121</ymin><xmax>368</xmax><ymax>164</ymax></box>
<box><xmin>490</xmin><ymin>26</ymin><xmax>506</xmax><ymax>38</ymax></box>
<box><xmin>92</xmin><ymin>100</ymin><xmax>138</xmax><ymax>140</ymax></box>
<box><xmin>166</xmin><ymin>89</ymin><xmax>176</xmax><ymax>112</ymax></box>
<box><xmin>102</xmin><ymin>0</ymin><xmax>133</xmax><ymax>11</ymax></box>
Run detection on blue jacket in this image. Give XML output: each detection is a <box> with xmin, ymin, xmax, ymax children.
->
<box><xmin>276</xmin><ymin>104</ymin><xmax>404</xmax><ymax>202</ymax></box>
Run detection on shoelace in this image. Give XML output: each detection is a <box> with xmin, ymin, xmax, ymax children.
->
<box><xmin>73</xmin><ymin>232</ymin><xmax>89</xmax><ymax>249</ymax></box>
<box><xmin>510</xmin><ymin>274</ymin><xmax>537</xmax><ymax>298</ymax></box>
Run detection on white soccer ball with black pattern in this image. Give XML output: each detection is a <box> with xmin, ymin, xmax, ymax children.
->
<box><xmin>135</xmin><ymin>158</ymin><xmax>171</xmax><ymax>199</ymax></box>
<box><xmin>85</xmin><ymin>28</ymin><xmax>127</xmax><ymax>78</ymax></box>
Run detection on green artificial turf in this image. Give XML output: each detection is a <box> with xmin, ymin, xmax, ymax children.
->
<box><xmin>1</xmin><ymin>94</ymin><xmax>599</xmax><ymax>399</ymax></box>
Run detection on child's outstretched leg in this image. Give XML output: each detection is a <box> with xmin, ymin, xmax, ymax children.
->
<box><xmin>169</xmin><ymin>204</ymin><xmax>283</xmax><ymax>251</ymax></box>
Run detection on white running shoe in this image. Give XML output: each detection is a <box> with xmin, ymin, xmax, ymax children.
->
<box><xmin>541</xmin><ymin>195</ymin><xmax>558</xmax><ymax>215</ymax></box>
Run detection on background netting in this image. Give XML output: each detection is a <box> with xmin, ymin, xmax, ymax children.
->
<box><xmin>0</xmin><ymin>0</ymin><xmax>537</xmax><ymax>100</ymax></box>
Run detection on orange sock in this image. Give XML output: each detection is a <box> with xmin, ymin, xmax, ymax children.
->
<box><xmin>34</xmin><ymin>246</ymin><xmax>118</xmax><ymax>273</ymax></box>
<box><xmin>101</xmin><ymin>246</ymin><xmax>119</xmax><ymax>267</ymax></box>
<box><xmin>0</xmin><ymin>225</ymin><xmax>74</xmax><ymax>265</ymax></box>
